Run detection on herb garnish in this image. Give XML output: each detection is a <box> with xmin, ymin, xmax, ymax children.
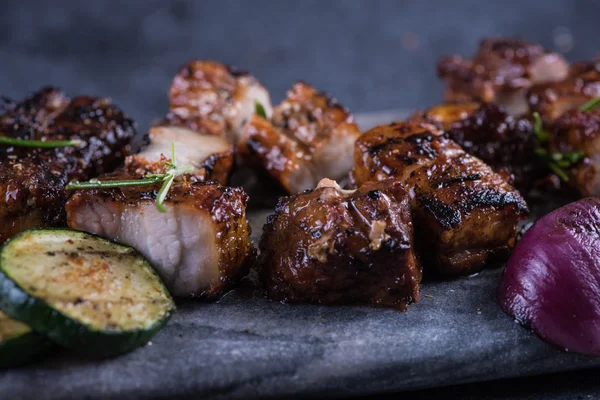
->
<box><xmin>0</xmin><ymin>137</ymin><xmax>83</xmax><ymax>148</ymax></box>
<box><xmin>580</xmin><ymin>97</ymin><xmax>600</xmax><ymax>112</ymax></box>
<box><xmin>255</xmin><ymin>100</ymin><xmax>267</xmax><ymax>118</ymax></box>
<box><xmin>532</xmin><ymin>112</ymin><xmax>583</xmax><ymax>182</ymax></box>
<box><xmin>67</xmin><ymin>142</ymin><xmax>194</xmax><ymax>212</ymax></box>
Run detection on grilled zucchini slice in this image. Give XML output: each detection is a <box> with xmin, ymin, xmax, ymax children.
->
<box><xmin>0</xmin><ymin>311</ymin><xmax>50</xmax><ymax>368</ymax></box>
<box><xmin>0</xmin><ymin>229</ymin><xmax>174</xmax><ymax>357</ymax></box>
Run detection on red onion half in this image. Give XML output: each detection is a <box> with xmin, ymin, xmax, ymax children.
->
<box><xmin>499</xmin><ymin>197</ymin><xmax>600</xmax><ymax>356</ymax></box>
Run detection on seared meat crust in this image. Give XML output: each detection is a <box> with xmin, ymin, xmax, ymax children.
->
<box><xmin>259</xmin><ymin>179</ymin><xmax>421</xmax><ymax>310</ymax></box>
<box><xmin>0</xmin><ymin>88</ymin><xmax>137</xmax><ymax>243</ymax></box>
<box><xmin>528</xmin><ymin>59</ymin><xmax>600</xmax><ymax>121</ymax></box>
<box><xmin>164</xmin><ymin>60</ymin><xmax>272</xmax><ymax>143</ymax></box>
<box><xmin>438</xmin><ymin>37</ymin><xmax>569</xmax><ymax>116</ymax></box>
<box><xmin>239</xmin><ymin>82</ymin><xmax>361</xmax><ymax>193</ymax></box>
<box><xmin>424</xmin><ymin>102</ymin><xmax>543</xmax><ymax>190</ymax></box>
<box><xmin>352</xmin><ymin>121</ymin><xmax>528</xmax><ymax>276</ymax></box>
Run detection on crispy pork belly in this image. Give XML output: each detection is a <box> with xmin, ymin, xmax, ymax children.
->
<box><xmin>164</xmin><ymin>60</ymin><xmax>272</xmax><ymax>143</ymax></box>
<box><xmin>135</xmin><ymin>125</ymin><xmax>234</xmax><ymax>184</ymax></box>
<box><xmin>238</xmin><ymin>82</ymin><xmax>361</xmax><ymax>193</ymax></box>
<box><xmin>437</xmin><ymin>37</ymin><xmax>569</xmax><ymax>116</ymax></box>
<box><xmin>548</xmin><ymin>109</ymin><xmax>600</xmax><ymax>196</ymax></box>
<box><xmin>66</xmin><ymin>160</ymin><xmax>255</xmax><ymax>298</ymax></box>
<box><xmin>424</xmin><ymin>102</ymin><xmax>543</xmax><ymax>190</ymax></box>
<box><xmin>528</xmin><ymin>59</ymin><xmax>600</xmax><ymax>121</ymax></box>
<box><xmin>0</xmin><ymin>88</ymin><xmax>137</xmax><ymax>243</ymax></box>
<box><xmin>352</xmin><ymin>121</ymin><xmax>528</xmax><ymax>276</ymax></box>
<box><xmin>259</xmin><ymin>178</ymin><xmax>421</xmax><ymax>310</ymax></box>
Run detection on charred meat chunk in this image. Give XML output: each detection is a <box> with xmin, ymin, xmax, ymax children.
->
<box><xmin>164</xmin><ymin>60</ymin><xmax>272</xmax><ymax>143</ymax></box>
<box><xmin>437</xmin><ymin>37</ymin><xmax>568</xmax><ymax>116</ymax></box>
<box><xmin>259</xmin><ymin>178</ymin><xmax>421</xmax><ymax>310</ymax></box>
<box><xmin>528</xmin><ymin>59</ymin><xmax>600</xmax><ymax>121</ymax></box>
<box><xmin>0</xmin><ymin>87</ymin><xmax>137</xmax><ymax>243</ymax></box>
<box><xmin>238</xmin><ymin>82</ymin><xmax>361</xmax><ymax>193</ymax></box>
<box><xmin>352</xmin><ymin>121</ymin><xmax>528</xmax><ymax>276</ymax></box>
<box><xmin>66</xmin><ymin>158</ymin><xmax>255</xmax><ymax>298</ymax></box>
<box><xmin>424</xmin><ymin>102</ymin><xmax>544</xmax><ymax>190</ymax></box>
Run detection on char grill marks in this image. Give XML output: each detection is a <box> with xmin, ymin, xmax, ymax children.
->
<box><xmin>352</xmin><ymin>121</ymin><xmax>528</xmax><ymax>276</ymax></box>
<box><xmin>528</xmin><ymin>59</ymin><xmax>600</xmax><ymax>121</ymax></box>
<box><xmin>259</xmin><ymin>178</ymin><xmax>420</xmax><ymax>310</ymax></box>
<box><xmin>238</xmin><ymin>82</ymin><xmax>361</xmax><ymax>193</ymax></box>
<box><xmin>423</xmin><ymin>102</ymin><xmax>544</xmax><ymax>191</ymax></box>
<box><xmin>437</xmin><ymin>37</ymin><xmax>569</xmax><ymax>116</ymax></box>
<box><xmin>66</xmin><ymin>158</ymin><xmax>255</xmax><ymax>298</ymax></box>
<box><xmin>0</xmin><ymin>87</ymin><xmax>137</xmax><ymax>243</ymax></box>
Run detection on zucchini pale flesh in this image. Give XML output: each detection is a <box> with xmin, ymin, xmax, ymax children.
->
<box><xmin>0</xmin><ymin>311</ymin><xmax>50</xmax><ymax>367</ymax></box>
<box><xmin>0</xmin><ymin>229</ymin><xmax>174</xmax><ymax>356</ymax></box>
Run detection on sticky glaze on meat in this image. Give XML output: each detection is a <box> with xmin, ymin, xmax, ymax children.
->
<box><xmin>66</xmin><ymin>158</ymin><xmax>255</xmax><ymax>298</ymax></box>
<box><xmin>239</xmin><ymin>82</ymin><xmax>362</xmax><ymax>193</ymax></box>
<box><xmin>528</xmin><ymin>59</ymin><xmax>600</xmax><ymax>121</ymax></box>
<box><xmin>424</xmin><ymin>102</ymin><xmax>544</xmax><ymax>191</ymax></box>
<box><xmin>437</xmin><ymin>37</ymin><xmax>569</xmax><ymax>116</ymax></box>
<box><xmin>163</xmin><ymin>60</ymin><xmax>272</xmax><ymax>143</ymax></box>
<box><xmin>352</xmin><ymin>121</ymin><xmax>528</xmax><ymax>276</ymax></box>
<box><xmin>259</xmin><ymin>178</ymin><xmax>421</xmax><ymax>310</ymax></box>
<box><xmin>0</xmin><ymin>87</ymin><xmax>137</xmax><ymax>243</ymax></box>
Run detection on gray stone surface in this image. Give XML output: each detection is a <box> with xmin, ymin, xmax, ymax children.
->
<box><xmin>2</xmin><ymin>268</ymin><xmax>599</xmax><ymax>400</ymax></box>
<box><xmin>2</xmin><ymin>113</ymin><xmax>600</xmax><ymax>400</ymax></box>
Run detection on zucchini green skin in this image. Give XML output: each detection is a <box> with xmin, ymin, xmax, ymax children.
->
<box><xmin>0</xmin><ymin>328</ymin><xmax>51</xmax><ymax>369</ymax></box>
<box><xmin>0</xmin><ymin>229</ymin><xmax>175</xmax><ymax>357</ymax></box>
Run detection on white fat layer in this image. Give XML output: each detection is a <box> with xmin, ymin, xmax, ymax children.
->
<box><xmin>369</xmin><ymin>220</ymin><xmax>390</xmax><ymax>251</ymax></box>
<box><xmin>140</xmin><ymin>126</ymin><xmax>231</xmax><ymax>170</ymax></box>
<box><xmin>225</xmin><ymin>77</ymin><xmax>273</xmax><ymax>143</ymax></box>
<box><xmin>529</xmin><ymin>54</ymin><xmax>569</xmax><ymax>84</ymax></box>
<box><xmin>69</xmin><ymin>201</ymin><xmax>219</xmax><ymax>297</ymax></box>
<box><xmin>316</xmin><ymin>178</ymin><xmax>356</xmax><ymax>195</ymax></box>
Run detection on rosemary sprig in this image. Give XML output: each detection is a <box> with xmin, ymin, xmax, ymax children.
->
<box><xmin>0</xmin><ymin>137</ymin><xmax>83</xmax><ymax>148</ymax></box>
<box><xmin>580</xmin><ymin>97</ymin><xmax>600</xmax><ymax>112</ymax></box>
<box><xmin>255</xmin><ymin>100</ymin><xmax>267</xmax><ymax>118</ymax></box>
<box><xmin>66</xmin><ymin>142</ymin><xmax>194</xmax><ymax>212</ymax></box>
<box><xmin>532</xmin><ymin>112</ymin><xmax>583</xmax><ymax>182</ymax></box>
<box><xmin>532</xmin><ymin>112</ymin><xmax>549</xmax><ymax>143</ymax></box>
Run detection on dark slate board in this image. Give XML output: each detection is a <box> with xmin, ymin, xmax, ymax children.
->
<box><xmin>2</xmin><ymin>112</ymin><xmax>600</xmax><ymax>400</ymax></box>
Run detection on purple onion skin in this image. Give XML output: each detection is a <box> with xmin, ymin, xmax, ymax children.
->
<box><xmin>499</xmin><ymin>197</ymin><xmax>600</xmax><ymax>356</ymax></box>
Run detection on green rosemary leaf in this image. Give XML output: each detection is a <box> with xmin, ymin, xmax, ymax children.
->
<box><xmin>255</xmin><ymin>100</ymin><xmax>267</xmax><ymax>118</ymax></box>
<box><xmin>66</xmin><ymin>176</ymin><xmax>165</xmax><ymax>190</ymax></box>
<box><xmin>0</xmin><ymin>137</ymin><xmax>83</xmax><ymax>148</ymax></box>
<box><xmin>580</xmin><ymin>97</ymin><xmax>600</xmax><ymax>112</ymax></box>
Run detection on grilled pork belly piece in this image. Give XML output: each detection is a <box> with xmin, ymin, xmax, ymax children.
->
<box><xmin>66</xmin><ymin>160</ymin><xmax>255</xmax><ymax>298</ymax></box>
<box><xmin>0</xmin><ymin>88</ymin><xmax>137</xmax><ymax>243</ymax></box>
<box><xmin>238</xmin><ymin>82</ymin><xmax>361</xmax><ymax>193</ymax></box>
<box><xmin>164</xmin><ymin>60</ymin><xmax>272</xmax><ymax>143</ymax></box>
<box><xmin>259</xmin><ymin>178</ymin><xmax>421</xmax><ymax>310</ymax></box>
<box><xmin>437</xmin><ymin>37</ymin><xmax>569</xmax><ymax>116</ymax></box>
<box><xmin>135</xmin><ymin>125</ymin><xmax>234</xmax><ymax>184</ymax></box>
<box><xmin>528</xmin><ymin>59</ymin><xmax>600</xmax><ymax>121</ymax></box>
<box><xmin>352</xmin><ymin>121</ymin><xmax>528</xmax><ymax>276</ymax></box>
<box><xmin>424</xmin><ymin>102</ymin><xmax>543</xmax><ymax>190</ymax></box>
<box><xmin>548</xmin><ymin>109</ymin><xmax>600</xmax><ymax>196</ymax></box>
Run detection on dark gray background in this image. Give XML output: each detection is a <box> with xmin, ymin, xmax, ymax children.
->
<box><xmin>1</xmin><ymin>0</ymin><xmax>599</xmax><ymax>132</ymax></box>
<box><xmin>2</xmin><ymin>1</ymin><xmax>600</xmax><ymax>399</ymax></box>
